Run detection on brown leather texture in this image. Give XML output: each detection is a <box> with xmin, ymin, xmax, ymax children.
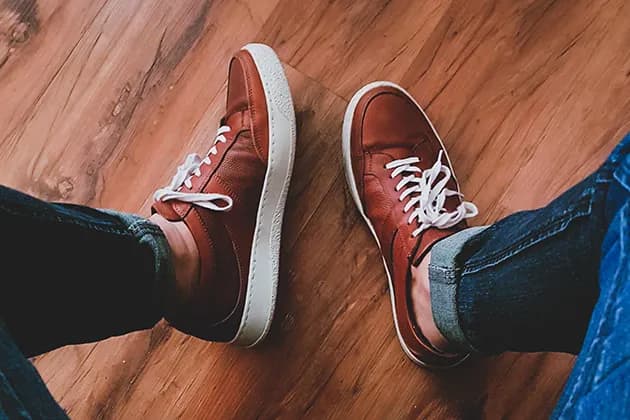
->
<box><xmin>153</xmin><ymin>49</ymin><xmax>269</xmax><ymax>342</ymax></box>
<box><xmin>349</xmin><ymin>85</ymin><xmax>467</xmax><ymax>367</ymax></box>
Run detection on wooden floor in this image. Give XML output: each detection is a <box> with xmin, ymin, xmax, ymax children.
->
<box><xmin>1</xmin><ymin>0</ymin><xmax>629</xmax><ymax>418</ymax></box>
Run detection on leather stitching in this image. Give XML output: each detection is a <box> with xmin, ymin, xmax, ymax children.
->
<box><xmin>243</xmin><ymin>55</ymin><xmax>267</xmax><ymax>165</ymax></box>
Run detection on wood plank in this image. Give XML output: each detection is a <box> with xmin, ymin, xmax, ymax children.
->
<box><xmin>0</xmin><ymin>0</ymin><xmax>627</xmax><ymax>418</ymax></box>
<box><xmin>261</xmin><ymin>0</ymin><xmax>630</xmax><ymax>216</ymax></box>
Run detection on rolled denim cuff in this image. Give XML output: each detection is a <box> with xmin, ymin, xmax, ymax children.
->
<box><xmin>429</xmin><ymin>226</ymin><xmax>488</xmax><ymax>351</ymax></box>
<box><xmin>100</xmin><ymin>210</ymin><xmax>174</xmax><ymax>301</ymax></box>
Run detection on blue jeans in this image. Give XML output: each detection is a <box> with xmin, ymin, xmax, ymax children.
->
<box><xmin>0</xmin><ymin>137</ymin><xmax>627</xmax><ymax>418</ymax></box>
<box><xmin>0</xmin><ymin>187</ymin><xmax>173</xmax><ymax>419</ymax></box>
<box><xmin>430</xmin><ymin>134</ymin><xmax>630</xmax><ymax>418</ymax></box>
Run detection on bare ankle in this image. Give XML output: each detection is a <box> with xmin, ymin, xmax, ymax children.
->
<box><xmin>410</xmin><ymin>251</ymin><xmax>453</xmax><ymax>352</ymax></box>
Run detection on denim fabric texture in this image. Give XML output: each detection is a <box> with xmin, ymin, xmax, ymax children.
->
<box><xmin>429</xmin><ymin>135</ymin><xmax>629</xmax><ymax>355</ymax></box>
<box><xmin>0</xmin><ymin>324</ymin><xmax>68</xmax><ymax>420</ymax></box>
<box><xmin>0</xmin><ymin>186</ymin><xmax>172</xmax><ymax>356</ymax></box>
<box><xmin>0</xmin><ymin>186</ymin><xmax>173</xmax><ymax>417</ymax></box>
<box><xmin>429</xmin><ymin>134</ymin><xmax>629</xmax><ymax>417</ymax></box>
<box><xmin>426</xmin><ymin>226</ymin><xmax>488</xmax><ymax>348</ymax></box>
<box><xmin>553</xmin><ymin>143</ymin><xmax>630</xmax><ymax>420</ymax></box>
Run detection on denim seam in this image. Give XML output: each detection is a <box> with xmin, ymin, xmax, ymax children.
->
<box><xmin>127</xmin><ymin>220</ymin><xmax>165</xmax><ymax>238</ymax></box>
<box><xmin>118</xmin><ymin>216</ymin><xmax>173</xmax><ymax>309</ymax></box>
<box><xmin>428</xmin><ymin>265</ymin><xmax>483</xmax><ymax>353</ymax></box>
<box><xmin>0</xmin><ymin>371</ymin><xmax>31</xmax><ymax>418</ymax></box>
<box><xmin>428</xmin><ymin>265</ymin><xmax>459</xmax><ymax>282</ymax></box>
<box><xmin>456</xmin><ymin>295</ymin><xmax>482</xmax><ymax>353</ymax></box>
<box><xmin>613</xmin><ymin>162</ymin><xmax>630</xmax><ymax>192</ymax></box>
<box><xmin>463</xmin><ymin>192</ymin><xmax>593</xmax><ymax>274</ymax></box>
<box><xmin>429</xmin><ymin>227</ymin><xmax>490</xmax><ymax>351</ymax></box>
<box><xmin>595</xmin><ymin>168</ymin><xmax>614</xmax><ymax>184</ymax></box>
<box><xmin>558</xmin><ymin>203</ymin><xmax>629</xmax><ymax>418</ymax></box>
<box><xmin>452</xmin><ymin>271</ymin><xmax>482</xmax><ymax>353</ymax></box>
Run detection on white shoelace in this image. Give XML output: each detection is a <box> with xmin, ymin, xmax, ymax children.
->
<box><xmin>153</xmin><ymin>126</ymin><xmax>233</xmax><ymax>211</ymax></box>
<box><xmin>385</xmin><ymin>150</ymin><xmax>478</xmax><ymax>237</ymax></box>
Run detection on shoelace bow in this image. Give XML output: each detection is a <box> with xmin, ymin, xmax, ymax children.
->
<box><xmin>154</xmin><ymin>126</ymin><xmax>233</xmax><ymax>211</ymax></box>
<box><xmin>385</xmin><ymin>150</ymin><xmax>478</xmax><ymax>237</ymax></box>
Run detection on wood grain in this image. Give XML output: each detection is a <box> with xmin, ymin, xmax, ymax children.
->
<box><xmin>1</xmin><ymin>0</ymin><xmax>629</xmax><ymax>418</ymax></box>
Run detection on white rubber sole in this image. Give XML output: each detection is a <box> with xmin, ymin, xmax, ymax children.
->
<box><xmin>231</xmin><ymin>44</ymin><xmax>296</xmax><ymax>347</ymax></box>
<box><xmin>342</xmin><ymin>81</ymin><xmax>468</xmax><ymax>368</ymax></box>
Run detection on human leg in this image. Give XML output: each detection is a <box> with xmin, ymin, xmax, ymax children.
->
<box><xmin>0</xmin><ymin>185</ymin><xmax>171</xmax><ymax>357</ymax></box>
<box><xmin>427</xmin><ymin>134</ymin><xmax>629</xmax><ymax>355</ymax></box>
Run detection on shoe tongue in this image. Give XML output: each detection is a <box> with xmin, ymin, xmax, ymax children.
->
<box><xmin>382</xmin><ymin>146</ymin><xmax>423</xmax><ymax>164</ymax></box>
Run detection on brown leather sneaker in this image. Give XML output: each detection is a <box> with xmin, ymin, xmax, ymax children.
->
<box><xmin>152</xmin><ymin>44</ymin><xmax>296</xmax><ymax>347</ymax></box>
<box><xmin>342</xmin><ymin>81</ymin><xmax>478</xmax><ymax>367</ymax></box>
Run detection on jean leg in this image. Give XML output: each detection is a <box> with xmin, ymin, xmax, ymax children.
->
<box><xmin>0</xmin><ymin>323</ymin><xmax>67</xmax><ymax>419</ymax></box>
<box><xmin>429</xmin><ymin>134</ymin><xmax>630</xmax><ymax>354</ymax></box>
<box><xmin>0</xmin><ymin>186</ymin><xmax>172</xmax><ymax>357</ymax></box>
<box><xmin>553</xmin><ymin>152</ymin><xmax>630</xmax><ymax>419</ymax></box>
